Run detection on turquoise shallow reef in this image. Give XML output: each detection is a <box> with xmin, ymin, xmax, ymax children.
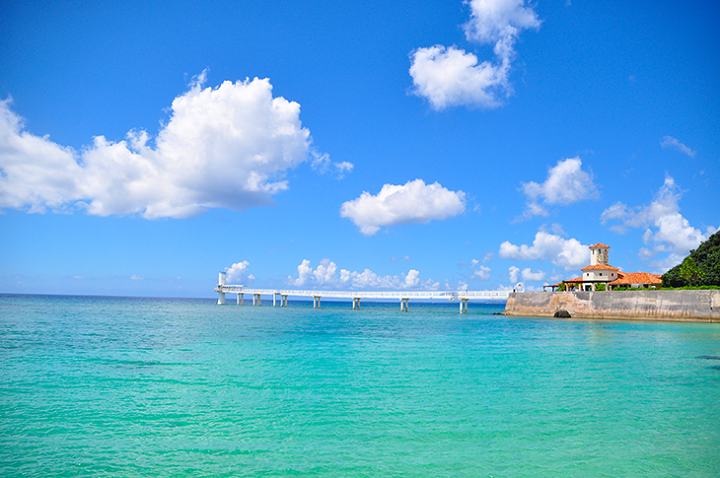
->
<box><xmin>1</xmin><ymin>294</ymin><xmax>719</xmax><ymax>477</ymax></box>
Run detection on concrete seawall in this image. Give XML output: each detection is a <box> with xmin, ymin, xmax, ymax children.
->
<box><xmin>504</xmin><ymin>290</ymin><xmax>720</xmax><ymax>322</ymax></box>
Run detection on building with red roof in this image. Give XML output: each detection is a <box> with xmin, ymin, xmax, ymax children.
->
<box><xmin>546</xmin><ymin>243</ymin><xmax>662</xmax><ymax>291</ymax></box>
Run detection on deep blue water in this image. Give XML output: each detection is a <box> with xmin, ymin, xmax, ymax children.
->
<box><xmin>1</xmin><ymin>294</ymin><xmax>719</xmax><ymax>477</ymax></box>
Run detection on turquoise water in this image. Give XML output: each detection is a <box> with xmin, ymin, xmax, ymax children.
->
<box><xmin>1</xmin><ymin>294</ymin><xmax>719</xmax><ymax>477</ymax></box>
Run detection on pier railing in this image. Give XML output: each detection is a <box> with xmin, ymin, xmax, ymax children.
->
<box><xmin>214</xmin><ymin>285</ymin><xmax>510</xmax><ymax>312</ymax></box>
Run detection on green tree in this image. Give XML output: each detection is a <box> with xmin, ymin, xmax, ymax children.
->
<box><xmin>680</xmin><ymin>257</ymin><xmax>704</xmax><ymax>286</ymax></box>
<box><xmin>663</xmin><ymin>230</ymin><xmax>720</xmax><ymax>287</ymax></box>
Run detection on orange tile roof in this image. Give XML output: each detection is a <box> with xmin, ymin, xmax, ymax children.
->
<box><xmin>552</xmin><ymin>277</ymin><xmax>584</xmax><ymax>286</ymax></box>
<box><xmin>609</xmin><ymin>272</ymin><xmax>662</xmax><ymax>285</ymax></box>
<box><xmin>581</xmin><ymin>264</ymin><xmax>620</xmax><ymax>271</ymax></box>
<box><xmin>589</xmin><ymin>243</ymin><xmax>611</xmax><ymax>249</ymax></box>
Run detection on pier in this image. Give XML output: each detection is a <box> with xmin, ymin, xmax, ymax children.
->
<box><xmin>214</xmin><ymin>273</ymin><xmax>510</xmax><ymax>313</ymax></box>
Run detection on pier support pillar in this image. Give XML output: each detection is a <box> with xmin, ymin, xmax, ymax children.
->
<box><xmin>218</xmin><ymin>292</ymin><xmax>225</xmax><ymax>305</ymax></box>
<box><xmin>353</xmin><ymin>297</ymin><xmax>361</xmax><ymax>310</ymax></box>
<box><xmin>400</xmin><ymin>298</ymin><xmax>409</xmax><ymax>312</ymax></box>
<box><xmin>460</xmin><ymin>298</ymin><xmax>468</xmax><ymax>314</ymax></box>
<box><xmin>313</xmin><ymin>296</ymin><xmax>321</xmax><ymax>309</ymax></box>
<box><xmin>240</xmin><ymin>293</ymin><xmax>244</xmax><ymax>305</ymax></box>
<box><xmin>255</xmin><ymin>294</ymin><xmax>261</xmax><ymax>306</ymax></box>
<box><xmin>237</xmin><ymin>293</ymin><xmax>241</xmax><ymax>305</ymax></box>
<box><xmin>273</xmin><ymin>294</ymin><xmax>277</xmax><ymax>307</ymax></box>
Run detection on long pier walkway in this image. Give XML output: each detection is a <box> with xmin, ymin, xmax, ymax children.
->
<box><xmin>214</xmin><ymin>274</ymin><xmax>509</xmax><ymax>313</ymax></box>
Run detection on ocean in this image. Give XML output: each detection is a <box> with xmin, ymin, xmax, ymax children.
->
<box><xmin>1</xmin><ymin>294</ymin><xmax>719</xmax><ymax>477</ymax></box>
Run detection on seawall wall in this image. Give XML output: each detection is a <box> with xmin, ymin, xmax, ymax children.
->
<box><xmin>504</xmin><ymin>290</ymin><xmax>720</xmax><ymax>322</ymax></box>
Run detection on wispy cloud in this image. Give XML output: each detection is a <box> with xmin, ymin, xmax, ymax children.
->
<box><xmin>391</xmin><ymin>255</ymin><xmax>411</xmax><ymax>262</ymax></box>
<box><xmin>660</xmin><ymin>136</ymin><xmax>696</xmax><ymax>158</ymax></box>
<box><xmin>600</xmin><ymin>176</ymin><xmax>715</xmax><ymax>271</ymax></box>
<box><xmin>310</xmin><ymin>151</ymin><xmax>354</xmax><ymax>179</ymax></box>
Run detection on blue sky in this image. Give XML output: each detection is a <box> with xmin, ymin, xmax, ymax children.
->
<box><xmin>1</xmin><ymin>0</ymin><xmax>718</xmax><ymax>298</ymax></box>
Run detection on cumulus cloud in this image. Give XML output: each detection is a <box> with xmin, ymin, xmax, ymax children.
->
<box><xmin>225</xmin><ymin>261</ymin><xmax>254</xmax><ymax>283</ymax></box>
<box><xmin>507</xmin><ymin>266</ymin><xmax>544</xmax><ymax>285</ymax></box>
<box><xmin>520</xmin><ymin>157</ymin><xmax>599</xmax><ymax>218</ymax></box>
<box><xmin>409</xmin><ymin>46</ymin><xmax>510</xmax><ymax>110</ymax></box>
<box><xmin>508</xmin><ymin>266</ymin><xmax>520</xmax><ymax>284</ymax></box>
<box><xmin>291</xmin><ymin>259</ymin><xmax>338</xmax><ymax>287</ymax></box>
<box><xmin>340</xmin><ymin>179</ymin><xmax>466</xmax><ymax>236</ymax></box>
<box><xmin>470</xmin><ymin>260</ymin><xmax>491</xmax><ymax>280</ymax></box>
<box><xmin>521</xmin><ymin>268</ymin><xmax>546</xmax><ymax>282</ymax></box>
<box><xmin>499</xmin><ymin>231</ymin><xmax>590</xmax><ymax>271</ymax></box>
<box><xmin>410</xmin><ymin>0</ymin><xmax>540</xmax><ymax>109</ymax></box>
<box><xmin>0</xmin><ymin>74</ymin><xmax>344</xmax><ymax>218</ymax></box>
<box><xmin>289</xmin><ymin>259</ymin><xmax>439</xmax><ymax>290</ymax></box>
<box><xmin>600</xmin><ymin>176</ymin><xmax>715</xmax><ymax>271</ymax></box>
<box><xmin>660</xmin><ymin>136</ymin><xmax>696</xmax><ymax>158</ymax></box>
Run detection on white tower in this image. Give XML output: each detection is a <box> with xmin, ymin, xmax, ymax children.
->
<box><xmin>589</xmin><ymin>243</ymin><xmax>610</xmax><ymax>266</ymax></box>
<box><xmin>217</xmin><ymin>271</ymin><xmax>227</xmax><ymax>305</ymax></box>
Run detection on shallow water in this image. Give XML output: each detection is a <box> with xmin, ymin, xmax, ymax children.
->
<box><xmin>1</xmin><ymin>294</ymin><xmax>719</xmax><ymax>477</ymax></box>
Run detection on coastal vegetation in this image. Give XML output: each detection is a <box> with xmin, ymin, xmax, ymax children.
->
<box><xmin>662</xmin><ymin>230</ymin><xmax>720</xmax><ymax>287</ymax></box>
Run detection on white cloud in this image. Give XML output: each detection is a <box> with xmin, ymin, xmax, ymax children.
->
<box><xmin>472</xmin><ymin>264</ymin><xmax>492</xmax><ymax>280</ymax></box>
<box><xmin>130</xmin><ymin>274</ymin><xmax>143</xmax><ymax>280</ymax></box>
<box><xmin>600</xmin><ymin>176</ymin><xmax>714</xmax><ymax>271</ymax></box>
<box><xmin>310</xmin><ymin>151</ymin><xmax>354</xmax><ymax>179</ymax></box>
<box><xmin>409</xmin><ymin>46</ymin><xmax>510</xmax><ymax>110</ymax></box>
<box><xmin>508</xmin><ymin>265</ymin><xmax>520</xmax><ymax>283</ymax></box>
<box><xmin>660</xmin><ymin>136</ymin><xmax>696</xmax><ymax>158</ymax></box>
<box><xmin>340</xmin><ymin>179</ymin><xmax>466</xmax><ymax>236</ymax></box>
<box><xmin>391</xmin><ymin>255</ymin><xmax>411</xmax><ymax>262</ymax></box>
<box><xmin>0</xmin><ymin>74</ymin><xmax>338</xmax><ymax>218</ymax></box>
<box><xmin>289</xmin><ymin>259</ymin><xmax>439</xmax><ymax>290</ymax></box>
<box><xmin>467</xmin><ymin>259</ymin><xmax>491</xmax><ymax>280</ymax></box>
<box><xmin>648</xmin><ymin>253</ymin><xmax>687</xmax><ymax>273</ymax></box>
<box><xmin>521</xmin><ymin>268</ymin><xmax>545</xmax><ymax>282</ymax></box>
<box><xmin>225</xmin><ymin>261</ymin><xmax>252</xmax><ymax>284</ymax></box>
<box><xmin>520</xmin><ymin>157</ymin><xmax>598</xmax><ymax>218</ymax></box>
<box><xmin>499</xmin><ymin>231</ymin><xmax>590</xmax><ymax>271</ymax></box>
<box><xmin>291</xmin><ymin>258</ymin><xmax>338</xmax><ymax>287</ymax></box>
<box><xmin>410</xmin><ymin>0</ymin><xmax>540</xmax><ymax>110</ymax></box>
<box><xmin>463</xmin><ymin>0</ymin><xmax>542</xmax><ymax>45</ymax></box>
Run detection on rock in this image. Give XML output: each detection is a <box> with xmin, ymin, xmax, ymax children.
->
<box><xmin>554</xmin><ymin>309</ymin><xmax>572</xmax><ymax>318</ymax></box>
